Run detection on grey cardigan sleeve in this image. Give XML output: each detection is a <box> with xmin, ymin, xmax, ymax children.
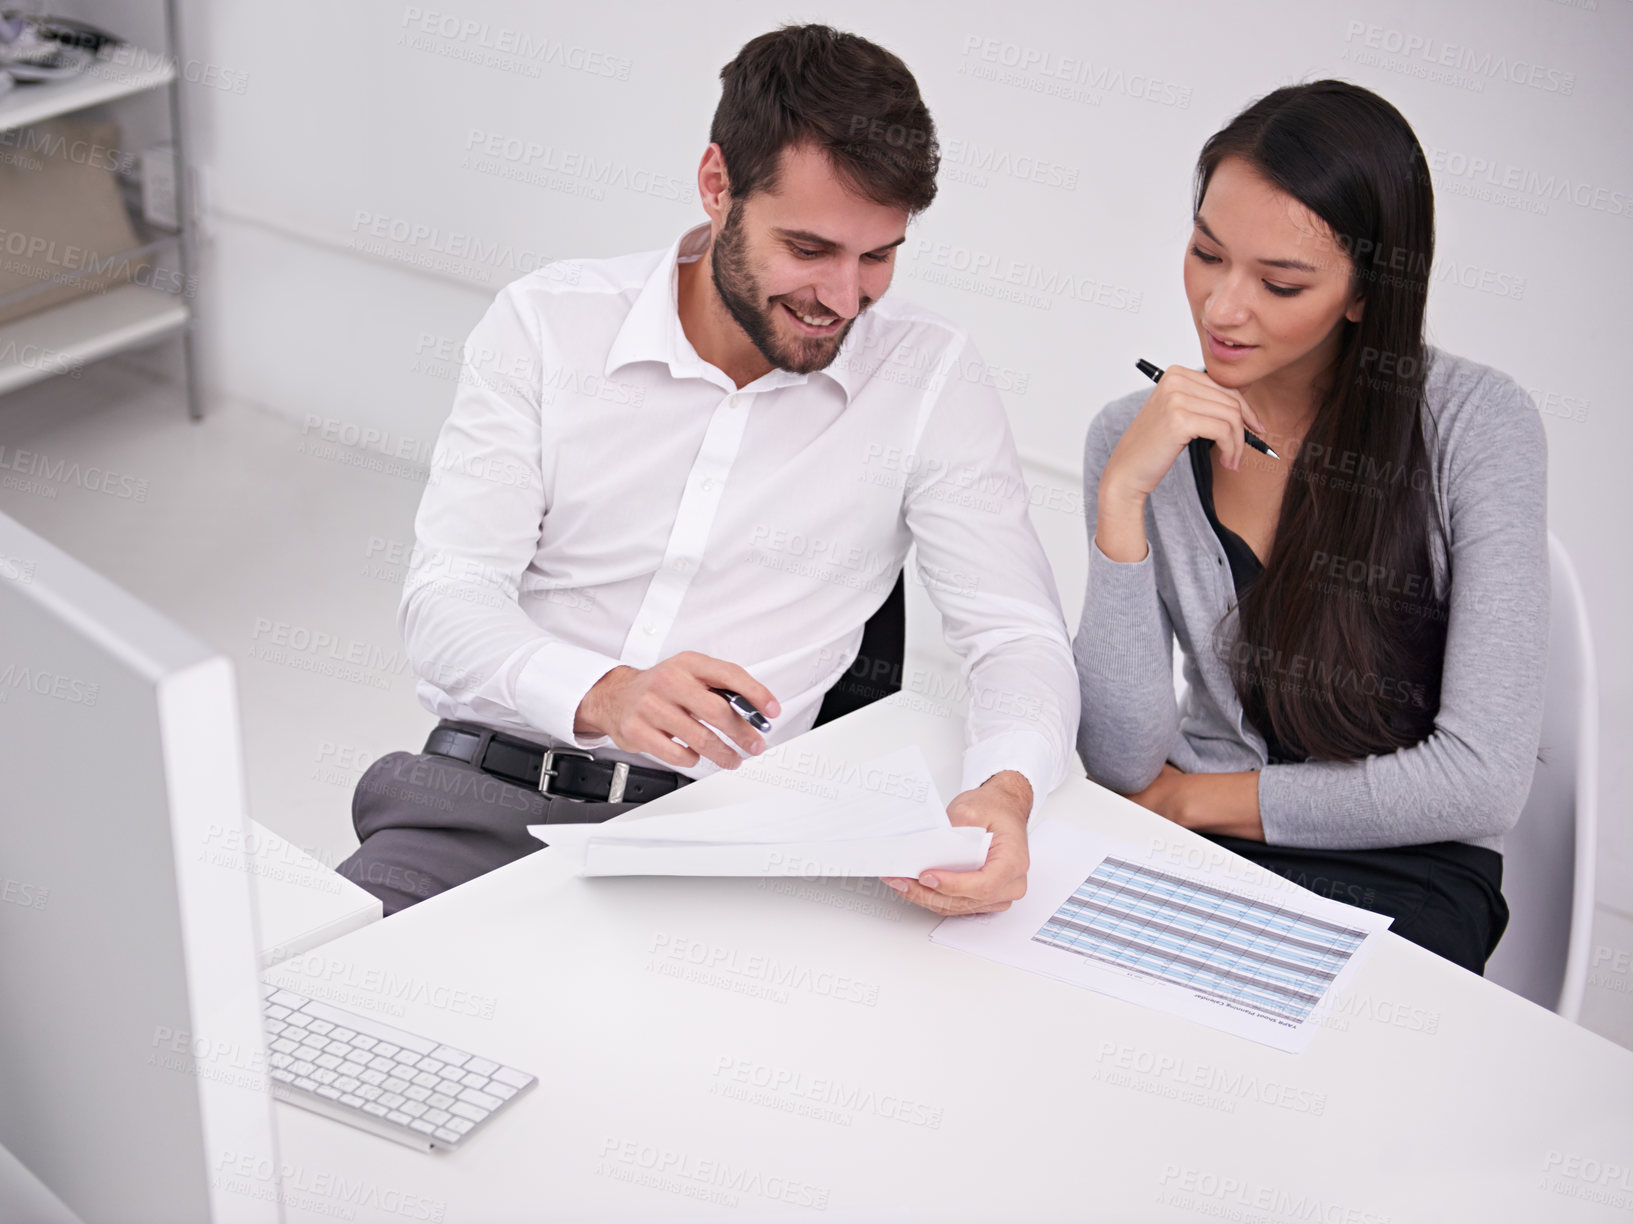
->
<box><xmin>1257</xmin><ymin>370</ymin><xmax>1551</xmax><ymax>849</ymax></box>
<box><xmin>1073</xmin><ymin>398</ymin><xmax>1182</xmax><ymax>794</ymax></box>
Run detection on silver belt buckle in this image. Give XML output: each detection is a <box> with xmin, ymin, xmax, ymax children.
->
<box><xmin>538</xmin><ymin>747</ymin><xmax>592</xmax><ymax>797</ymax></box>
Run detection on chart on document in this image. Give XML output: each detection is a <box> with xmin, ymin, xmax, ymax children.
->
<box><xmin>930</xmin><ymin>823</ymin><xmax>1393</xmax><ymax>1052</ymax></box>
<box><xmin>1032</xmin><ymin>857</ymin><xmax>1368</xmax><ymax>1026</ymax></box>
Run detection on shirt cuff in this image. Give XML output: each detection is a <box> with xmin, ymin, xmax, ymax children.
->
<box><xmin>514</xmin><ymin>639</ymin><xmax>625</xmax><ymax>748</ymax></box>
<box><xmin>959</xmin><ymin>729</ymin><xmax>1060</xmax><ymax>820</ymax></box>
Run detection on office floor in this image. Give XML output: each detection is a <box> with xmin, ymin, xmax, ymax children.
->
<box><xmin>3</xmin><ymin>349</ymin><xmax>1631</xmax><ymax>1055</ymax></box>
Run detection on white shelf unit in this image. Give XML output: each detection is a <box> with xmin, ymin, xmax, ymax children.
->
<box><xmin>0</xmin><ymin>48</ymin><xmax>174</xmax><ymax>133</ymax></box>
<box><xmin>0</xmin><ymin>283</ymin><xmax>188</xmax><ymax>396</ymax></box>
<box><xmin>0</xmin><ymin>8</ymin><xmax>200</xmax><ymax>417</ymax></box>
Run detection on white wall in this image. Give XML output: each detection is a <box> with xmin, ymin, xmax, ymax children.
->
<box><xmin>164</xmin><ymin>0</ymin><xmax>1628</xmax><ymax>899</ymax></box>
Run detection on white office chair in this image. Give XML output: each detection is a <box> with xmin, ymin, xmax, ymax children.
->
<box><xmin>1485</xmin><ymin>531</ymin><xmax>1599</xmax><ymax>1020</ymax></box>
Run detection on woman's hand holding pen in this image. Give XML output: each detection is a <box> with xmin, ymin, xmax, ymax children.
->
<box><xmin>1096</xmin><ymin>365</ymin><xmax>1270</xmax><ymax>563</ymax></box>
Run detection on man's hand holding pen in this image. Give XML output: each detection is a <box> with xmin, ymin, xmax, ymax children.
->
<box><xmin>574</xmin><ymin>652</ymin><xmax>781</xmax><ymax>770</ymax></box>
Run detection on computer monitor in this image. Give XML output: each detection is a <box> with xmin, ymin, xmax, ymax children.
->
<box><xmin>0</xmin><ymin>509</ymin><xmax>280</xmax><ymax>1223</ymax></box>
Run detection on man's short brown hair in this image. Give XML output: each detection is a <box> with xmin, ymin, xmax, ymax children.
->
<box><xmin>710</xmin><ymin>24</ymin><xmax>939</xmax><ymax>214</ymax></box>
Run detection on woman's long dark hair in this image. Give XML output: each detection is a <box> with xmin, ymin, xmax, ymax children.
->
<box><xmin>1199</xmin><ymin>81</ymin><xmax>1448</xmax><ymax>761</ymax></box>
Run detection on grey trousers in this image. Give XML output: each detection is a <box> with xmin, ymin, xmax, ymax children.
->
<box><xmin>335</xmin><ymin>740</ymin><xmax>644</xmax><ymax>916</ymax></box>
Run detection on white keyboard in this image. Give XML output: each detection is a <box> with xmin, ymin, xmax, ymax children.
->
<box><xmin>260</xmin><ymin>984</ymin><xmax>536</xmax><ymax>1151</ymax></box>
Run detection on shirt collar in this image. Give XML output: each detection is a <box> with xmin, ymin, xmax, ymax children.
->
<box><xmin>603</xmin><ymin>222</ymin><xmax>862</xmax><ymax>403</ymax></box>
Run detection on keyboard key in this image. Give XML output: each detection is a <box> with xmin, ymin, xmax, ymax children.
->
<box><xmin>491</xmin><ymin>1066</ymin><xmax>532</xmax><ymax>1089</ymax></box>
<box><xmin>402</xmin><ymin>1101</ymin><xmax>428</xmax><ymax>1118</ymax></box>
<box><xmin>315</xmin><ymin>1054</ymin><xmax>342</xmax><ymax>1071</ymax></box>
<box><xmin>337</xmin><ymin>1061</ymin><xmax>365</xmax><ymax>1079</ymax></box>
<box><xmin>433</xmin><ymin>1128</ymin><xmax>463</xmax><ymax>1144</ymax></box>
<box><xmin>380</xmin><ymin>1093</ymin><xmax>406</xmax><ymax>1109</ymax></box>
<box><xmin>270</xmin><ymin>1068</ymin><xmax>295</xmax><ymax>1083</ymax></box>
<box><xmin>395</xmin><ymin>1052</ymin><xmax>422</xmax><ymax>1070</ymax></box>
<box><xmin>351</xmin><ymin>1035</ymin><xmax>377</xmax><ymax>1052</ymax></box>
<box><xmin>436</xmin><ymin>1079</ymin><xmax>465</xmax><ymax>1097</ymax></box>
<box><xmin>357</xmin><ymin>1085</ymin><xmax>383</xmax><ymax>1101</ymax></box>
<box><xmin>413</xmin><ymin>1071</ymin><xmax>440</xmax><ymax>1089</ymax></box>
<box><xmin>266</xmin><ymin>1005</ymin><xmax>291</xmax><ymax>1021</ymax></box>
<box><xmin>410</xmin><ymin>1119</ymin><xmax>437</xmax><ymax>1135</ymax></box>
<box><xmin>487</xmin><ymin>1082</ymin><xmax>516</xmax><ymax>1100</ymax></box>
<box><xmin>335</xmin><ymin>1076</ymin><xmax>361</xmax><ymax>1094</ymax></box>
<box><xmin>386</xmin><ymin>1111</ymin><xmax>412</xmax><ymax>1126</ymax></box>
<box><xmin>260</xmin><ymin>983</ymin><xmax>278</xmax><ymax>1000</ymax></box>
<box><xmin>428</xmin><ymin>1093</ymin><xmax>454</xmax><ymax>1110</ymax></box>
<box><xmin>460</xmin><ymin>1071</ymin><xmax>489</xmax><ymax>1090</ymax></box>
<box><xmin>268</xmin><ymin>989</ymin><xmax>306</xmax><ymax>1008</ymax></box>
<box><xmin>404</xmin><ymin>1085</ymin><xmax>431</xmax><ymax>1102</ymax></box>
<box><xmin>271</xmin><ymin>1038</ymin><xmax>298</xmax><ymax>1054</ymax></box>
<box><xmin>368</xmin><ymin>1056</ymin><xmax>396</xmax><ymax>1074</ymax></box>
<box><xmin>304</xmin><ymin>1035</ymin><xmax>330</xmax><ymax>1052</ymax></box>
<box><xmin>293</xmin><ymin>1045</ymin><xmax>320</xmax><ymax>1063</ymax></box>
<box><xmin>374</xmin><ymin>1043</ymin><xmax>400</xmax><ymax>1059</ymax></box>
<box><xmin>450</xmin><ymin>1102</ymin><xmax>487</xmax><ymax>1123</ymax></box>
<box><xmin>331</xmin><ymin>1027</ymin><xmax>356</xmax><ymax>1043</ymax></box>
<box><xmin>360</xmin><ymin>1069</ymin><xmax>386</xmax><ymax>1086</ymax></box>
<box><xmin>431</xmin><ymin>1046</ymin><xmax>471</xmax><ymax>1068</ymax></box>
<box><xmin>425</xmin><ymin>1109</ymin><xmax>451</xmax><ymax>1126</ymax></box>
<box><xmin>307</xmin><ymin>1021</ymin><xmax>334</xmax><ymax>1036</ymax></box>
<box><xmin>269</xmin><ymin>1053</ymin><xmax>294</xmax><ymax>1070</ymax></box>
<box><xmin>284</xmin><ymin>1013</ymin><xmax>312</xmax><ymax>1028</ymax></box>
<box><xmin>417</xmin><ymin>1058</ymin><xmax>444</xmax><ymax>1076</ymax></box>
<box><xmin>340</xmin><ymin>1093</ymin><xmax>364</xmax><ymax>1108</ymax></box>
<box><xmin>383</xmin><ymin>1077</ymin><xmax>410</xmax><ymax>1094</ymax></box>
<box><xmin>291</xmin><ymin>1061</ymin><xmax>316</xmax><ymax>1078</ymax></box>
<box><xmin>265</xmin><ymin>1019</ymin><xmax>287</xmax><ymax>1035</ymax></box>
<box><xmin>447</xmin><ymin>1118</ymin><xmax>474</xmax><ymax>1134</ymax></box>
<box><xmin>466</xmin><ymin>1056</ymin><xmax>499</xmax><ymax>1076</ymax></box>
<box><xmin>459</xmin><ymin>1088</ymin><xmax>501</xmax><ymax>1112</ymax></box>
<box><xmin>294</xmin><ymin>1076</ymin><xmax>318</xmax><ymax>1091</ymax></box>
<box><xmin>316</xmin><ymin>1086</ymin><xmax>341</xmax><ymax>1100</ymax></box>
<box><xmin>312</xmin><ymin>1069</ymin><xmax>338</xmax><ymax>1085</ymax></box>
<box><xmin>362</xmin><ymin>1103</ymin><xmax>389</xmax><ymax>1117</ymax></box>
<box><xmin>296</xmin><ymin>1001</ymin><xmax>436</xmax><ymax>1055</ymax></box>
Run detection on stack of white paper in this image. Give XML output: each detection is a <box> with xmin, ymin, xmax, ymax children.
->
<box><xmin>529</xmin><ymin>746</ymin><xmax>990</xmax><ymax>878</ymax></box>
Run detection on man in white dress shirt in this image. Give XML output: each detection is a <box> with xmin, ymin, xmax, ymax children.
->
<box><xmin>337</xmin><ymin>24</ymin><xmax>1078</xmax><ymax>918</ymax></box>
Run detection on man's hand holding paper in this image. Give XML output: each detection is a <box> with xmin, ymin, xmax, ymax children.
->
<box><xmin>882</xmin><ymin>769</ymin><xmax>1033</xmax><ymax>916</ymax></box>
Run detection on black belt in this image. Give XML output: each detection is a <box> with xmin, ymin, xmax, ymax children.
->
<box><xmin>423</xmin><ymin>720</ymin><xmax>689</xmax><ymax>807</ymax></box>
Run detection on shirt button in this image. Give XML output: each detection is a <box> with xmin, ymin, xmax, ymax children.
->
<box><xmin>672</xmin><ymin>558</ymin><xmax>690</xmax><ymax>572</ymax></box>
<box><xmin>641</xmin><ymin>622</ymin><xmax>656</xmax><ymax>635</ymax></box>
<box><xmin>728</xmin><ymin>395</ymin><xmax>741</xmax><ymax>410</ymax></box>
<box><xmin>701</xmin><ymin>478</ymin><xmax>717</xmax><ymax>492</ymax></box>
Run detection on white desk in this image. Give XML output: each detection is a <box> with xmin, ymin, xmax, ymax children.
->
<box><xmin>263</xmin><ymin>695</ymin><xmax>1633</xmax><ymax>1223</ymax></box>
<box><xmin>243</xmin><ymin>817</ymin><xmax>381</xmax><ymax>967</ymax></box>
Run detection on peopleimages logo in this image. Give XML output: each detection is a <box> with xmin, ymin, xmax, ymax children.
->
<box><xmin>1426</xmin><ymin>148</ymin><xmax>1631</xmax><ymax>218</ymax></box>
<box><xmin>1342</xmin><ymin>22</ymin><xmax>1576</xmax><ymax>94</ymax></box>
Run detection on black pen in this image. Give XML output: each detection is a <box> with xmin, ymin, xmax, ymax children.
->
<box><xmin>709</xmin><ymin>687</ymin><xmax>772</xmax><ymax>733</ymax></box>
<box><xmin>1136</xmin><ymin>358</ymin><xmax>1280</xmax><ymax>459</ymax></box>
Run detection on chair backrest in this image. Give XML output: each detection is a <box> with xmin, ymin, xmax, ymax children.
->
<box><xmin>813</xmin><ymin>570</ymin><xmax>906</xmax><ymax>727</ymax></box>
<box><xmin>1485</xmin><ymin>532</ymin><xmax>1599</xmax><ymax>1018</ymax></box>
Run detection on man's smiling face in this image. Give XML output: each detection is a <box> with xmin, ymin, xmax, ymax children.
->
<box><xmin>710</xmin><ymin>142</ymin><xmax>909</xmax><ymax>374</ymax></box>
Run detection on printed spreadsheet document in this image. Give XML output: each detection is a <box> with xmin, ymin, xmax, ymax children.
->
<box><xmin>931</xmin><ymin>820</ymin><xmax>1392</xmax><ymax>1052</ymax></box>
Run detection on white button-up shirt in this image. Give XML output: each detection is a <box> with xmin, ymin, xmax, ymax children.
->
<box><xmin>401</xmin><ymin>223</ymin><xmax>1078</xmax><ymax>806</ymax></box>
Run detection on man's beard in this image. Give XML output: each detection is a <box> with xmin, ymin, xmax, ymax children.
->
<box><xmin>709</xmin><ymin>203</ymin><xmax>864</xmax><ymax>375</ymax></box>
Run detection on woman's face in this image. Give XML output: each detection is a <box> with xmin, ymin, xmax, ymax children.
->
<box><xmin>1183</xmin><ymin>155</ymin><xmax>1363</xmax><ymax>392</ymax></box>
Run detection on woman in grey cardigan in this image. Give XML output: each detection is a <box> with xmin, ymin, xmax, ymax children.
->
<box><xmin>1074</xmin><ymin>80</ymin><xmax>1547</xmax><ymax>974</ymax></box>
